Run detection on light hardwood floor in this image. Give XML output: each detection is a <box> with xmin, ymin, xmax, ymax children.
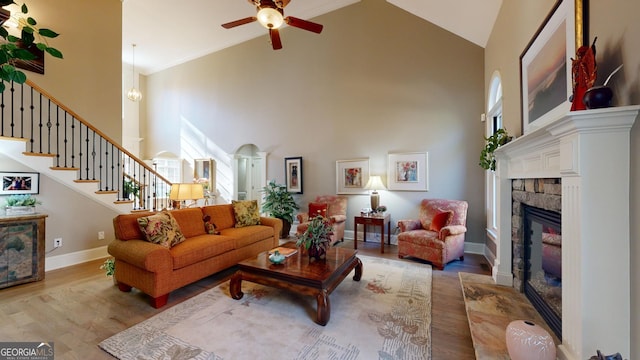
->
<box><xmin>0</xmin><ymin>240</ymin><xmax>490</xmax><ymax>359</ymax></box>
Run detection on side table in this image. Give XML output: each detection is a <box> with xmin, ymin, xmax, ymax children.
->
<box><xmin>354</xmin><ymin>213</ymin><xmax>391</xmax><ymax>253</ymax></box>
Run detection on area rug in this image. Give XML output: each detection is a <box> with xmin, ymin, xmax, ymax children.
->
<box><xmin>99</xmin><ymin>256</ymin><xmax>432</xmax><ymax>360</ymax></box>
<box><xmin>459</xmin><ymin>272</ymin><xmax>558</xmax><ymax>360</ymax></box>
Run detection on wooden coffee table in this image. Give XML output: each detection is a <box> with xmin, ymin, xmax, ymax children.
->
<box><xmin>229</xmin><ymin>242</ymin><xmax>362</xmax><ymax>326</ymax></box>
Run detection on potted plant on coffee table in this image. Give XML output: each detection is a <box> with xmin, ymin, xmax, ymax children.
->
<box><xmin>261</xmin><ymin>180</ymin><xmax>299</xmax><ymax>238</ymax></box>
<box><xmin>296</xmin><ymin>215</ymin><xmax>332</xmax><ymax>262</ymax></box>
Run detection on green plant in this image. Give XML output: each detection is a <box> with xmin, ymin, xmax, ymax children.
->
<box><xmin>0</xmin><ymin>1</ymin><xmax>63</xmax><ymax>92</ymax></box>
<box><xmin>479</xmin><ymin>128</ymin><xmax>512</xmax><ymax>171</ymax></box>
<box><xmin>3</xmin><ymin>194</ymin><xmax>40</xmax><ymax>206</ymax></box>
<box><xmin>296</xmin><ymin>215</ymin><xmax>332</xmax><ymax>252</ymax></box>
<box><xmin>123</xmin><ymin>178</ymin><xmax>140</xmax><ymax>198</ymax></box>
<box><xmin>261</xmin><ymin>180</ymin><xmax>299</xmax><ymax>224</ymax></box>
<box><xmin>100</xmin><ymin>258</ymin><xmax>115</xmax><ymax>277</ymax></box>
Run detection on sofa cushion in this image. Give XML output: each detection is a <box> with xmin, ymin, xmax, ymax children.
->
<box><xmin>170</xmin><ymin>234</ymin><xmax>235</xmax><ymax>270</ymax></box>
<box><xmin>169</xmin><ymin>208</ymin><xmax>206</xmax><ymax>238</ymax></box>
<box><xmin>219</xmin><ymin>225</ymin><xmax>274</xmax><ymax>248</ymax></box>
<box><xmin>202</xmin><ymin>204</ymin><xmax>236</xmax><ymax>230</ymax></box>
<box><xmin>397</xmin><ymin>229</ymin><xmax>443</xmax><ymax>249</ymax></box>
<box><xmin>428</xmin><ymin>210</ymin><xmax>454</xmax><ymax>232</ymax></box>
<box><xmin>308</xmin><ymin>202</ymin><xmax>328</xmax><ymax>218</ymax></box>
<box><xmin>137</xmin><ymin>211</ymin><xmax>186</xmax><ymax>248</ymax></box>
<box><xmin>232</xmin><ymin>200</ymin><xmax>261</xmax><ymax>228</ymax></box>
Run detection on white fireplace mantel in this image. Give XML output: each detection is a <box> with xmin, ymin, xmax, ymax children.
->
<box><xmin>492</xmin><ymin>105</ymin><xmax>639</xmax><ymax>360</ymax></box>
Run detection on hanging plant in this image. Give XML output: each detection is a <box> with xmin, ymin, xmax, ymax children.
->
<box><xmin>479</xmin><ymin>128</ymin><xmax>512</xmax><ymax>171</ymax></box>
<box><xmin>0</xmin><ymin>1</ymin><xmax>64</xmax><ymax>92</ymax></box>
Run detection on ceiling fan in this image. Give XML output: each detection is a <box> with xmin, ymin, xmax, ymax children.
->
<box><xmin>221</xmin><ymin>0</ymin><xmax>324</xmax><ymax>50</ymax></box>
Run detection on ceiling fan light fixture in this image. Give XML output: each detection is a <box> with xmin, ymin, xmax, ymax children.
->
<box><xmin>256</xmin><ymin>7</ymin><xmax>283</xmax><ymax>29</ymax></box>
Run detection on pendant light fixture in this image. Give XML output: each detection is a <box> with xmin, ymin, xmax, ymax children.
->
<box><xmin>126</xmin><ymin>43</ymin><xmax>142</xmax><ymax>102</ymax></box>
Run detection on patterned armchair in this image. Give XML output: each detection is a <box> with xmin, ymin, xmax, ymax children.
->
<box><xmin>397</xmin><ymin>199</ymin><xmax>468</xmax><ymax>270</ymax></box>
<box><xmin>295</xmin><ymin>195</ymin><xmax>348</xmax><ymax>246</ymax></box>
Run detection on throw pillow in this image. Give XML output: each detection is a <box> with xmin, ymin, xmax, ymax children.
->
<box><xmin>308</xmin><ymin>202</ymin><xmax>328</xmax><ymax>218</ymax></box>
<box><xmin>232</xmin><ymin>200</ymin><xmax>261</xmax><ymax>228</ymax></box>
<box><xmin>137</xmin><ymin>211</ymin><xmax>186</xmax><ymax>248</ymax></box>
<box><xmin>429</xmin><ymin>210</ymin><xmax>454</xmax><ymax>232</ymax></box>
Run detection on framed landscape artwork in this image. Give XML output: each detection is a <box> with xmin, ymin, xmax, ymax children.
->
<box><xmin>520</xmin><ymin>0</ymin><xmax>589</xmax><ymax>134</ymax></box>
<box><xmin>336</xmin><ymin>158</ymin><xmax>369</xmax><ymax>195</ymax></box>
<box><xmin>284</xmin><ymin>157</ymin><xmax>303</xmax><ymax>194</ymax></box>
<box><xmin>387</xmin><ymin>152</ymin><xmax>428</xmax><ymax>191</ymax></box>
<box><xmin>1</xmin><ymin>172</ymin><xmax>40</xmax><ymax>195</ymax></box>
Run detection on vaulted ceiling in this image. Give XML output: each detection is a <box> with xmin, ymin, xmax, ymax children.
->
<box><xmin>122</xmin><ymin>0</ymin><xmax>502</xmax><ymax>75</ymax></box>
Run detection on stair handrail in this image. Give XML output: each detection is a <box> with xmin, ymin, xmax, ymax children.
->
<box><xmin>23</xmin><ymin>79</ymin><xmax>172</xmax><ymax>186</ymax></box>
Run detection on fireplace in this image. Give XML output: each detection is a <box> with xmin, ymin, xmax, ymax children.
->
<box><xmin>491</xmin><ymin>106</ymin><xmax>639</xmax><ymax>360</ymax></box>
<box><xmin>523</xmin><ymin>204</ymin><xmax>561</xmax><ymax>339</ymax></box>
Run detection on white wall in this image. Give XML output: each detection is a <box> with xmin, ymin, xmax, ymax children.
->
<box><xmin>140</xmin><ymin>0</ymin><xmax>487</xmax><ymax>243</ymax></box>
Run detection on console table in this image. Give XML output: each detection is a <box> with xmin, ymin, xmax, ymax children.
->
<box><xmin>0</xmin><ymin>213</ymin><xmax>47</xmax><ymax>289</ymax></box>
<box><xmin>354</xmin><ymin>213</ymin><xmax>391</xmax><ymax>253</ymax></box>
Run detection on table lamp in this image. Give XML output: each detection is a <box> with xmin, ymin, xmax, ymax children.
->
<box><xmin>169</xmin><ymin>183</ymin><xmax>204</xmax><ymax>209</ymax></box>
<box><xmin>364</xmin><ymin>175</ymin><xmax>386</xmax><ymax>211</ymax></box>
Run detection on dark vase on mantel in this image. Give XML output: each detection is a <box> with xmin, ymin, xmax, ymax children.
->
<box><xmin>583</xmin><ymin>86</ymin><xmax>613</xmax><ymax>109</ymax></box>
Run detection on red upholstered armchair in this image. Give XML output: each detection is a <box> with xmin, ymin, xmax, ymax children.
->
<box><xmin>397</xmin><ymin>199</ymin><xmax>468</xmax><ymax>270</ymax></box>
<box><xmin>295</xmin><ymin>195</ymin><xmax>347</xmax><ymax>246</ymax></box>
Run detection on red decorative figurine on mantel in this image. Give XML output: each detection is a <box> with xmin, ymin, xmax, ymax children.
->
<box><xmin>570</xmin><ymin>37</ymin><xmax>598</xmax><ymax>111</ymax></box>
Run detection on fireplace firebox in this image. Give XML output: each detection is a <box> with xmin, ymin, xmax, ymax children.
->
<box><xmin>523</xmin><ymin>204</ymin><xmax>561</xmax><ymax>339</ymax></box>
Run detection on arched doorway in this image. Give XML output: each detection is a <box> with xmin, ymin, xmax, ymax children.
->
<box><xmin>232</xmin><ymin>144</ymin><xmax>267</xmax><ymax>206</ymax></box>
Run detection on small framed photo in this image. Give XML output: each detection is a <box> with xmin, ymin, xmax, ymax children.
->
<box><xmin>284</xmin><ymin>157</ymin><xmax>303</xmax><ymax>194</ymax></box>
<box><xmin>1</xmin><ymin>172</ymin><xmax>40</xmax><ymax>195</ymax></box>
<box><xmin>336</xmin><ymin>158</ymin><xmax>369</xmax><ymax>195</ymax></box>
<box><xmin>387</xmin><ymin>152</ymin><xmax>428</xmax><ymax>191</ymax></box>
<box><xmin>520</xmin><ymin>0</ymin><xmax>577</xmax><ymax>133</ymax></box>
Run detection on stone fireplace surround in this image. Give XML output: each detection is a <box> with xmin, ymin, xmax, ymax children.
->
<box><xmin>492</xmin><ymin>105</ymin><xmax>639</xmax><ymax>360</ymax></box>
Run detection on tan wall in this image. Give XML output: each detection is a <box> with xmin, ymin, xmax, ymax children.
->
<box><xmin>0</xmin><ymin>0</ymin><xmax>122</xmax><ymax>258</ymax></box>
<box><xmin>142</xmin><ymin>0</ymin><xmax>487</xmax><ymax>244</ymax></box>
<box><xmin>485</xmin><ymin>1</ymin><xmax>640</xmax><ymax>358</ymax></box>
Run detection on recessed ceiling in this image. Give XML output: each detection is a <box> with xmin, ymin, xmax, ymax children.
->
<box><xmin>122</xmin><ymin>0</ymin><xmax>502</xmax><ymax>75</ymax></box>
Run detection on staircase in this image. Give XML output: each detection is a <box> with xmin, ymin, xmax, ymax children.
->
<box><xmin>0</xmin><ymin>80</ymin><xmax>171</xmax><ymax>213</ymax></box>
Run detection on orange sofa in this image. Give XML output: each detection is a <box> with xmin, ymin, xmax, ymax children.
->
<box><xmin>108</xmin><ymin>204</ymin><xmax>282</xmax><ymax>308</ymax></box>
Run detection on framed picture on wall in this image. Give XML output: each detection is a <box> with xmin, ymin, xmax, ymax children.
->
<box><xmin>387</xmin><ymin>152</ymin><xmax>428</xmax><ymax>191</ymax></box>
<box><xmin>336</xmin><ymin>158</ymin><xmax>369</xmax><ymax>195</ymax></box>
<box><xmin>1</xmin><ymin>172</ymin><xmax>40</xmax><ymax>195</ymax></box>
<box><xmin>284</xmin><ymin>157</ymin><xmax>303</xmax><ymax>194</ymax></box>
<box><xmin>520</xmin><ymin>0</ymin><xmax>588</xmax><ymax>134</ymax></box>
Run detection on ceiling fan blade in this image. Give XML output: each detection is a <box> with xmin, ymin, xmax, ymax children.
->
<box><xmin>284</xmin><ymin>16</ymin><xmax>323</xmax><ymax>34</ymax></box>
<box><xmin>270</xmin><ymin>28</ymin><xmax>283</xmax><ymax>50</ymax></box>
<box><xmin>221</xmin><ymin>16</ymin><xmax>257</xmax><ymax>29</ymax></box>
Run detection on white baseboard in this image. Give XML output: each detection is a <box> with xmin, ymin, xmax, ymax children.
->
<box><xmin>45</xmin><ymin>245</ymin><xmax>109</xmax><ymax>272</ymax></box>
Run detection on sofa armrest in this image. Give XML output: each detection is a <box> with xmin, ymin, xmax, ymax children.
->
<box><xmin>260</xmin><ymin>216</ymin><xmax>283</xmax><ymax>235</ymax></box>
<box><xmin>107</xmin><ymin>239</ymin><xmax>172</xmax><ymax>273</ymax></box>
<box><xmin>440</xmin><ymin>224</ymin><xmax>467</xmax><ymax>239</ymax></box>
<box><xmin>398</xmin><ymin>219</ymin><xmax>421</xmax><ymax>233</ymax></box>
<box><xmin>296</xmin><ymin>213</ymin><xmax>309</xmax><ymax>224</ymax></box>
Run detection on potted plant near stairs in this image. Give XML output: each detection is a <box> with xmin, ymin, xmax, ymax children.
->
<box><xmin>261</xmin><ymin>180</ymin><xmax>299</xmax><ymax>238</ymax></box>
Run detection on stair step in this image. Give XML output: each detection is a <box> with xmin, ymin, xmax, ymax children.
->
<box><xmin>23</xmin><ymin>151</ymin><xmax>56</xmax><ymax>158</ymax></box>
<box><xmin>50</xmin><ymin>166</ymin><xmax>80</xmax><ymax>171</ymax></box>
<box><xmin>114</xmin><ymin>200</ymin><xmax>134</xmax><ymax>204</ymax></box>
<box><xmin>97</xmin><ymin>190</ymin><xmax>118</xmax><ymax>195</ymax></box>
<box><xmin>74</xmin><ymin>179</ymin><xmax>99</xmax><ymax>183</ymax></box>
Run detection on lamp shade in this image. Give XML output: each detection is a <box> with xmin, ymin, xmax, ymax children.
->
<box><xmin>364</xmin><ymin>176</ymin><xmax>386</xmax><ymax>191</ymax></box>
<box><xmin>169</xmin><ymin>183</ymin><xmax>204</xmax><ymax>201</ymax></box>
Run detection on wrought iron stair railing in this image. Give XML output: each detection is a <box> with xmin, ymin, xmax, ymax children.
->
<box><xmin>0</xmin><ymin>79</ymin><xmax>171</xmax><ymax>211</ymax></box>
